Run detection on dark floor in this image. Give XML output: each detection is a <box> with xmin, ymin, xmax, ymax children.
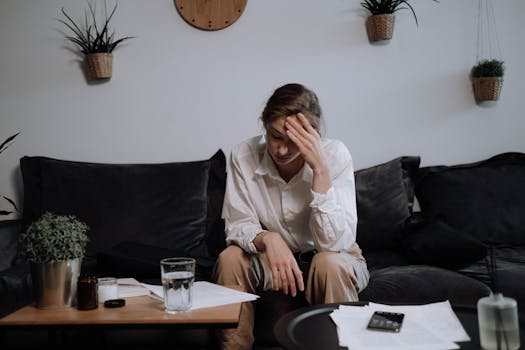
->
<box><xmin>1</xmin><ymin>328</ymin><xmax>284</xmax><ymax>349</ymax></box>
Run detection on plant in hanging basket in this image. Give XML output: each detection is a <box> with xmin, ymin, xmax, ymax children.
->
<box><xmin>470</xmin><ymin>59</ymin><xmax>505</xmax><ymax>102</ymax></box>
<box><xmin>360</xmin><ymin>0</ymin><xmax>437</xmax><ymax>42</ymax></box>
<box><xmin>59</xmin><ymin>1</ymin><xmax>134</xmax><ymax>79</ymax></box>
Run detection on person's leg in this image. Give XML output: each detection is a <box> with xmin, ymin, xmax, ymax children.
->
<box><xmin>305</xmin><ymin>251</ymin><xmax>369</xmax><ymax>304</ymax></box>
<box><xmin>213</xmin><ymin>245</ymin><xmax>260</xmax><ymax>350</ymax></box>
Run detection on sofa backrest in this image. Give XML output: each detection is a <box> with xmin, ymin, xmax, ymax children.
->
<box><xmin>415</xmin><ymin>152</ymin><xmax>525</xmax><ymax>245</ymax></box>
<box><xmin>19</xmin><ymin>150</ymin><xmax>227</xmax><ymax>268</ymax></box>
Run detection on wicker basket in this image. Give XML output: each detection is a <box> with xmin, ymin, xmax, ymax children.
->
<box><xmin>86</xmin><ymin>53</ymin><xmax>113</xmax><ymax>79</ymax></box>
<box><xmin>366</xmin><ymin>14</ymin><xmax>395</xmax><ymax>42</ymax></box>
<box><xmin>472</xmin><ymin>77</ymin><xmax>503</xmax><ymax>102</ymax></box>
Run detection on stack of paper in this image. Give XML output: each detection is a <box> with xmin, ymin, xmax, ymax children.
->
<box><xmin>329</xmin><ymin>300</ymin><xmax>470</xmax><ymax>350</ymax></box>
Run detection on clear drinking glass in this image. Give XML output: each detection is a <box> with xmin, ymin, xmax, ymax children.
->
<box><xmin>477</xmin><ymin>292</ymin><xmax>520</xmax><ymax>350</ymax></box>
<box><xmin>160</xmin><ymin>257</ymin><xmax>196</xmax><ymax>314</ymax></box>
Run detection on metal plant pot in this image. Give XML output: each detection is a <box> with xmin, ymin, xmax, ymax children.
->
<box><xmin>30</xmin><ymin>258</ymin><xmax>81</xmax><ymax>309</ymax></box>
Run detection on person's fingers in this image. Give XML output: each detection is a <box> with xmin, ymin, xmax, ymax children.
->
<box><xmin>272</xmin><ymin>266</ymin><xmax>281</xmax><ymax>291</ymax></box>
<box><xmin>296</xmin><ymin>113</ymin><xmax>318</xmax><ymax>135</ymax></box>
<box><xmin>280</xmin><ymin>267</ymin><xmax>290</xmax><ymax>295</ymax></box>
<box><xmin>292</xmin><ymin>264</ymin><xmax>305</xmax><ymax>293</ymax></box>
<box><xmin>285</xmin><ymin>267</ymin><xmax>298</xmax><ymax>297</ymax></box>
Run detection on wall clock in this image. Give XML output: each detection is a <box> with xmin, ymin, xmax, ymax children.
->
<box><xmin>175</xmin><ymin>0</ymin><xmax>247</xmax><ymax>31</ymax></box>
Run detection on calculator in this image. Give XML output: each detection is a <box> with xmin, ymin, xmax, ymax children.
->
<box><xmin>366</xmin><ymin>311</ymin><xmax>405</xmax><ymax>332</ymax></box>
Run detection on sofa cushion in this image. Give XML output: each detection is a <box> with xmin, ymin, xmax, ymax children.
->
<box><xmin>415</xmin><ymin>152</ymin><xmax>525</xmax><ymax>245</ymax></box>
<box><xmin>355</xmin><ymin>156</ymin><xmax>420</xmax><ymax>251</ymax></box>
<box><xmin>401</xmin><ymin>218</ymin><xmax>488</xmax><ymax>268</ymax></box>
<box><xmin>20</xmin><ymin>150</ymin><xmax>226</xmax><ymax>267</ymax></box>
<box><xmin>358</xmin><ymin>265</ymin><xmax>491</xmax><ymax>306</ymax></box>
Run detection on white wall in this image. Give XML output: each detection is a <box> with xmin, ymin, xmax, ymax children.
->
<box><xmin>1</xmin><ymin>0</ymin><xmax>524</xmax><ymax>218</ymax></box>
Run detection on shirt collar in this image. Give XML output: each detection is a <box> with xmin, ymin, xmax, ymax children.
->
<box><xmin>255</xmin><ymin>137</ymin><xmax>313</xmax><ymax>184</ymax></box>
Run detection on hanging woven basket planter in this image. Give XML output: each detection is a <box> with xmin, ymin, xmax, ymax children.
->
<box><xmin>86</xmin><ymin>53</ymin><xmax>113</xmax><ymax>79</ymax></box>
<box><xmin>366</xmin><ymin>14</ymin><xmax>395</xmax><ymax>42</ymax></box>
<box><xmin>472</xmin><ymin>77</ymin><xmax>503</xmax><ymax>102</ymax></box>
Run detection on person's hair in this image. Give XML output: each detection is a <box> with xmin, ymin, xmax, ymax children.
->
<box><xmin>260</xmin><ymin>83</ymin><xmax>323</xmax><ymax>134</ymax></box>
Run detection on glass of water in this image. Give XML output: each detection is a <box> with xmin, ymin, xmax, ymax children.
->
<box><xmin>160</xmin><ymin>257</ymin><xmax>196</xmax><ymax>314</ymax></box>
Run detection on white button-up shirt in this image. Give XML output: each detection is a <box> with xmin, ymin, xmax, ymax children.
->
<box><xmin>222</xmin><ymin>135</ymin><xmax>364</xmax><ymax>259</ymax></box>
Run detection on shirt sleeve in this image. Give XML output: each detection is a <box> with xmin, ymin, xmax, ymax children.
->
<box><xmin>308</xmin><ymin>143</ymin><xmax>358</xmax><ymax>252</ymax></box>
<box><xmin>221</xmin><ymin>149</ymin><xmax>265</xmax><ymax>254</ymax></box>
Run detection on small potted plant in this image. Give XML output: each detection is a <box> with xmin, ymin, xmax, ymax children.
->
<box><xmin>470</xmin><ymin>59</ymin><xmax>505</xmax><ymax>102</ymax></box>
<box><xmin>0</xmin><ymin>132</ymin><xmax>20</xmax><ymax>217</ymax></box>
<box><xmin>59</xmin><ymin>1</ymin><xmax>134</xmax><ymax>79</ymax></box>
<box><xmin>360</xmin><ymin>0</ymin><xmax>437</xmax><ymax>42</ymax></box>
<box><xmin>17</xmin><ymin>212</ymin><xmax>90</xmax><ymax>308</ymax></box>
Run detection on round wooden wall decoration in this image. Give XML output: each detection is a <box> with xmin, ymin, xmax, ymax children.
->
<box><xmin>175</xmin><ymin>0</ymin><xmax>247</xmax><ymax>31</ymax></box>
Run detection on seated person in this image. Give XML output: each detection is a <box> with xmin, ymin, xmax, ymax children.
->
<box><xmin>213</xmin><ymin>83</ymin><xmax>370</xmax><ymax>350</ymax></box>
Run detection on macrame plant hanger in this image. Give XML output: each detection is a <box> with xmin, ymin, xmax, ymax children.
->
<box><xmin>476</xmin><ymin>0</ymin><xmax>502</xmax><ymax>66</ymax></box>
<box><xmin>473</xmin><ymin>0</ymin><xmax>504</xmax><ymax>102</ymax></box>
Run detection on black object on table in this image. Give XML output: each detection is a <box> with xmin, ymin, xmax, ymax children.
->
<box><xmin>274</xmin><ymin>302</ymin><xmax>524</xmax><ymax>350</ymax></box>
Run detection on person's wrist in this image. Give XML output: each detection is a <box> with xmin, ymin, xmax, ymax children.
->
<box><xmin>253</xmin><ymin>231</ymin><xmax>268</xmax><ymax>252</ymax></box>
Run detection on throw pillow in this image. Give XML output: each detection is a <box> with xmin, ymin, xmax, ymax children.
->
<box><xmin>415</xmin><ymin>152</ymin><xmax>525</xmax><ymax>245</ymax></box>
<box><xmin>401</xmin><ymin>217</ymin><xmax>488</xmax><ymax>268</ymax></box>
<box><xmin>355</xmin><ymin>156</ymin><xmax>420</xmax><ymax>251</ymax></box>
<box><xmin>20</xmin><ymin>150</ymin><xmax>226</xmax><ymax>266</ymax></box>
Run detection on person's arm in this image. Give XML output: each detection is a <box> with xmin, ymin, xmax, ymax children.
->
<box><xmin>308</xmin><ymin>152</ymin><xmax>358</xmax><ymax>252</ymax></box>
<box><xmin>253</xmin><ymin>231</ymin><xmax>304</xmax><ymax>297</ymax></box>
<box><xmin>222</xmin><ymin>149</ymin><xmax>265</xmax><ymax>254</ymax></box>
<box><xmin>223</xmin><ymin>146</ymin><xmax>304</xmax><ymax>297</ymax></box>
<box><xmin>285</xmin><ymin>115</ymin><xmax>357</xmax><ymax>252</ymax></box>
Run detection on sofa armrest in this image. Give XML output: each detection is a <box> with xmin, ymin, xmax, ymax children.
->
<box><xmin>0</xmin><ymin>263</ymin><xmax>33</xmax><ymax>318</ymax></box>
<box><xmin>0</xmin><ymin>219</ymin><xmax>22</xmax><ymax>271</ymax></box>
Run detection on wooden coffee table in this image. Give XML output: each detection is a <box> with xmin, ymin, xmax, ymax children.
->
<box><xmin>0</xmin><ymin>295</ymin><xmax>241</xmax><ymax>346</ymax></box>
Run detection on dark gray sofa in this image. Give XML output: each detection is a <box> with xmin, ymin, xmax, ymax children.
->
<box><xmin>1</xmin><ymin>151</ymin><xmax>524</xmax><ymax>348</ymax></box>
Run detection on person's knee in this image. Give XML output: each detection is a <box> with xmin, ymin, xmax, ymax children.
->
<box><xmin>215</xmin><ymin>245</ymin><xmax>251</xmax><ymax>274</ymax></box>
<box><xmin>310</xmin><ymin>251</ymin><xmax>345</xmax><ymax>276</ymax></box>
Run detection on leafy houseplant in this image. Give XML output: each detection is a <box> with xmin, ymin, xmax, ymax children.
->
<box><xmin>0</xmin><ymin>132</ymin><xmax>20</xmax><ymax>217</ymax></box>
<box><xmin>17</xmin><ymin>212</ymin><xmax>89</xmax><ymax>263</ymax></box>
<box><xmin>360</xmin><ymin>0</ymin><xmax>437</xmax><ymax>42</ymax></box>
<box><xmin>59</xmin><ymin>1</ymin><xmax>134</xmax><ymax>79</ymax></box>
<box><xmin>470</xmin><ymin>59</ymin><xmax>505</xmax><ymax>102</ymax></box>
<box><xmin>17</xmin><ymin>212</ymin><xmax>90</xmax><ymax>309</ymax></box>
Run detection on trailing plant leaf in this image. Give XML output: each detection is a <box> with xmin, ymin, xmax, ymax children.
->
<box><xmin>360</xmin><ymin>0</ymin><xmax>438</xmax><ymax>26</ymax></box>
<box><xmin>59</xmin><ymin>1</ymin><xmax>134</xmax><ymax>54</ymax></box>
<box><xmin>1</xmin><ymin>132</ymin><xmax>20</xmax><ymax>216</ymax></box>
<box><xmin>17</xmin><ymin>212</ymin><xmax>90</xmax><ymax>263</ymax></box>
<box><xmin>471</xmin><ymin>59</ymin><xmax>505</xmax><ymax>78</ymax></box>
<box><xmin>0</xmin><ymin>132</ymin><xmax>19</xmax><ymax>154</ymax></box>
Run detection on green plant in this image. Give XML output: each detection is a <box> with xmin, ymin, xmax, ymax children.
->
<box><xmin>0</xmin><ymin>132</ymin><xmax>20</xmax><ymax>216</ymax></box>
<box><xmin>17</xmin><ymin>212</ymin><xmax>90</xmax><ymax>263</ymax></box>
<box><xmin>471</xmin><ymin>59</ymin><xmax>505</xmax><ymax>78</ymax></box>
<box><xmin>59</xmin><ymin>0</ymin><xmax>134</xmax><ymax>54</ymax></box>
<box><xmin>360</xmin><ymin>0</ymin><xmax>437</xmax><ymax>26</ymax></box>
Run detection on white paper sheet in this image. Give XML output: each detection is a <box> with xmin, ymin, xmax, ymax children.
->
<box><xmin>142</xmin><ymin>281</ymin><xmax>259</xmax><ymax>310</ymax></box>
<box><xmin>117</xmin><ymin>278</ymin><xmax>151</xmax><ymax>298</ymax></box>
<box><xmin>329</xmin><ymin>300</ymin><xmax>470</xmax><ymax>350</ymax></box>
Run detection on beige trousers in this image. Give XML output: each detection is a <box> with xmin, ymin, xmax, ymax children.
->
<box><xmin>212</xmin><ymin>245</ymin><xmax>369</xmax><ymax>350</ymax></box>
